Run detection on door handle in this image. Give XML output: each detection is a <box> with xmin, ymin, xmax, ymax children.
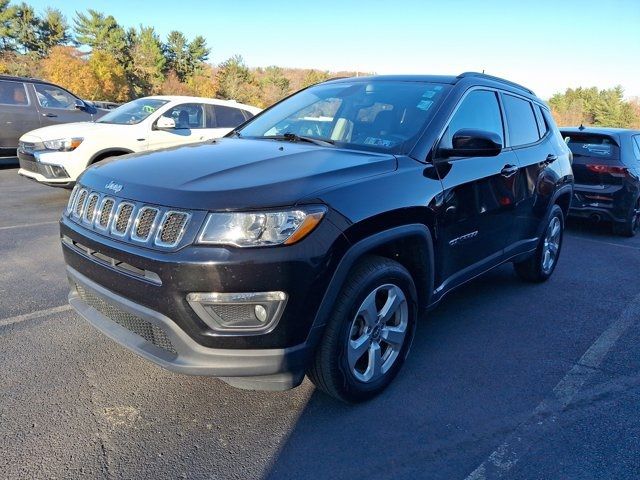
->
<box><xmin>500</xmin><ymin>164</ymin><xmax>519</xmax><ymax>177</ymax></box>
<box><xmin>41</xmin><ymin>113</ymin><xmax>57</xmax><ymax>118</ymax></box>
<box><xmin>543</xmin><ymin>154</ymin><xmax>558</xmax><ymax>165</ymax></box>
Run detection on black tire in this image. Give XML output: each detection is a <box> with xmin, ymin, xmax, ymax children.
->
<box><xmin>612</xmin><ymin>199</ymin><xmax>640</xmax><ymax>237</ymax></box>
<box><xmin>514</xmin><ymin>204</ymin><xmax>564</xmax><ymax>283</ymax></box>
<box><xmin>307</xmin><ymin>255</ymin><xmax>418</xmax><ymax>403</ymax></box>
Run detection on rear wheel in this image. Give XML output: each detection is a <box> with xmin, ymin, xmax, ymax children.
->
<box><xmin>612</xmin><ymin>199</ymin><xmax>640</xmax><ymax>237</ymax></box>
<box><xmin>307</xmin><ymin>256</ymin><xmax>417</xmax><ymax>403</ymax></box>
<box><xmin>514</xmin><ymin>204</ymin><xmax>564</xmax><ymax>282</ymax></box>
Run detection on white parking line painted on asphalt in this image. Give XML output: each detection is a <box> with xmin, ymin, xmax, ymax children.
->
<box><xmin>464</xmin><ymin>290</ymin><xmax>640</xmax><ymax>480</ymax></box>
<box><xmin>567</xmin><ymin>234</ymin><xmax>640</xmax><ymax>250</ymax></box>
<box><xmin>0</xmin><ymin>220</ymin><xmax>59</xmax><ymax>231</ymax></box>
<box><xmin>0</xmin><ymin>304</ymin><xmax>72</xmax><ymax>328</ymax></box>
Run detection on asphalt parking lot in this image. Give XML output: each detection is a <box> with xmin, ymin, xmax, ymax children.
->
<box><xmin>1</xmin><ymin>164</ymin><xmax>639</xmax><ymax>480</ymax></box>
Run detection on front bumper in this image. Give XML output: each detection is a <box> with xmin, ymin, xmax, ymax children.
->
<box><xmin>68</xmin><ymin>267</ymin><xmax>310</xmax><ymax>390</ymax></box>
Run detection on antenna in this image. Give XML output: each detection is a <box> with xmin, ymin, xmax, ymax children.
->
<box><xmin>578</xmin><ymin>123</ymin><xmax>585</xmax><ymax>131</ymax></box>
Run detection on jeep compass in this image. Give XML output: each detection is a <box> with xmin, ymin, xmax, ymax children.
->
<box><xmin>61</xmin><ymin>73</ymin><xmax>573</xmax><ymax>402</ymax></box>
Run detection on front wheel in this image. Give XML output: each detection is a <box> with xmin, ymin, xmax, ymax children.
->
<box><xmin>307</xmin><ymin>256</ymin><xmax>418</xmax><ymax>403</ymax></box>
<box><xmin>514</xmin><ymin>204</ymin><xmax>564</xmax><ymax>282</ymax></box>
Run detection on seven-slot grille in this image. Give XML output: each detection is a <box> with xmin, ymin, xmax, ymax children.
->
<box><xmin>67</xmin><ymin>186</ymin><xmax>191</xmax><ymax>248</ymax></box>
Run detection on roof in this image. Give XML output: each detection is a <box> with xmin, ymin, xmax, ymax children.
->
<box><xmin>325</xmin><ymin>72</ymin><xmax>542</xmax><ymax>104</ymax></box>
<box><xmin>145</xmin><ymin>95</ymin><xmax>261</xmax><ymax>113</ymax></box>
<box><xmin>0</xmin><ymin>74</ymin><xmax>55</xmax><ymax>85</ymax></box>
<box><xmin>560</xmin><ymin>126</ymin><xmax>640</xmax><ymax>137</ymax></box>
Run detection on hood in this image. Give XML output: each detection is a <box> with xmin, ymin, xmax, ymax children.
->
<box><xmin>78</xmin><ymin>138</ymin><xmax>397</xmax><ymax>210</ymax></box>
<box><xmin>20</xmin><ymin>121</ymin><xmax>135</xmax><ymax>142</ymax></box>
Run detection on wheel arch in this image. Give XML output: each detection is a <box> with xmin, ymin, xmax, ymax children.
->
<box><xmin>89</xmin><ymin>148</ymin><xmax>134</xmax><ymax>165</ymax></box>
<box><xmin>310</xmin><ymin>224</ymin><xmax>435</xmax><ymax>339</ymax></box>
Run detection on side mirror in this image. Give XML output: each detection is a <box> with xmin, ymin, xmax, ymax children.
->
<box><xmin>440</xmin><ymin>129</ymin><xmax>502</xmax><ymax>158</ymax></box>
<box><xmin>74</xmin><ymin>99</ymin><xmax>87</xmax><ymax>111</ymax></box>
<box><xmin>156</xmin><ymin>115</ymin><xmax>176</xmax><ymax>130</ymax></box>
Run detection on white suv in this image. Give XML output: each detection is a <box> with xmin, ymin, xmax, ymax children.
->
<box><xmin>17</xmin><ymin>96</ymin><xmax>261</xmax><ymax>188</ymax></box>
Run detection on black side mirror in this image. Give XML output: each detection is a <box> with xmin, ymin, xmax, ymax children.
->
<box><xmin>74</xmin><ymin>99</ymin><xmax>87</xmax><ymax>111</ymax></box>
<box><xmin>439</xmin><ymin>129</ymin><xmax>502</xmax><ymax>158</ymax></box>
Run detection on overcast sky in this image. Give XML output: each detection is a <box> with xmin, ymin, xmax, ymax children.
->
<box><xmin>26</xmin><ymin>0</ymin><xmax>640</xmax><ymax>99</ymax></box>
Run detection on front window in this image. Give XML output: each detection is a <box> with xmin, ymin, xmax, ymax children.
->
<box><xmin>238</xmin><ymin>81</ymin><xmax>449</xmax><ymax>154</ymax></box>
<box><xmin>97</xmin><ymin>98</ymin><xmax>169</xmax><ymax>125</ymax></box>
<box><xmin>34</xmin><ymin>83</ymin><xmax>76</xmax><ymax>109</ymax></box>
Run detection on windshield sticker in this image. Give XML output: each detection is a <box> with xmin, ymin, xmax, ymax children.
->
<box><xmin>363</xmin><ymin>137</ymin><xmax>395</xmax><ymax>147</ymax></box>
<box><xmin>417</xmin><ymin>99</ymin><xmax>434</xmax><ymax>111</ymax></box>
<box><xmin>142</xmin><ymin>105</ymin><xmax>157</xmax><ymax>113</ymax></box>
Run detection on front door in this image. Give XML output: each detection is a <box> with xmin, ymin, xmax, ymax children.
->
<box><xmin>434</xmin><ymin>89</ymin><xmax>518</xmax><ymax>290</ymax></box>
<box><xmin>31</xmin><ymin>83</ymin><xmax>94</xmax><ymax>126</ymax></box>
<box><xmin>147</xmin><ymin>103</ymin><xmax>213</xmax><ymax>150</ymax></box>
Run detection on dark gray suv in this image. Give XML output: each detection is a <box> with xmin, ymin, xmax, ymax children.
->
<box><xmin>0</xmin><ymin>75</ymin><xmax>106</xmax><ymax>163</ymax></box>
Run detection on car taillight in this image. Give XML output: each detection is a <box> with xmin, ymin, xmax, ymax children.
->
<box><xmin>586</xmin><ymin>164</ymin><xmax>628</xmax><ymax>177</ymax></box>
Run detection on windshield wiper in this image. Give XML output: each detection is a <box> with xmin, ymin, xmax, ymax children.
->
<box><xmin>263</xmin><ymin>132</ymin><xmax>335</xmax><ymax>147</ymax></box>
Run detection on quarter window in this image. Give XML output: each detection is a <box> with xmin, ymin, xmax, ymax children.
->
<box><xmin>0</xmin><ymin>80</ymin><xmax>29</xmax><ymax>106</ymax></box>
<box><xmin>33</xmin><ymin>83</ymin><xmax>76</xmax><ymax>109</ymax></box>
<box><xmin>633</xmin><ymin>136</ymin><xmax>640</xmax><ymax>161</ymax></box>
<box><xmin>502</xmin><ymin>94</ymin><xmax>539</xmax><ymax>147</ymax></box>
<box><xmin>534</xmin><ymin>105</ymin><xmax>548</xmax><ymax>138</ymax></box>
<box><xmin>214</xmin><ymin>105</ymin><xmax>247</xmax><ymax>128</ymax></box>
<box><xmin>163</xmin><ymin>103</ymin><xmax>206</xmax><ymax>129</ymax></box>
<box><xmin>440</xmin><ymin>90</ymin><xmax>504</xmax><ymax>150</ymax></box>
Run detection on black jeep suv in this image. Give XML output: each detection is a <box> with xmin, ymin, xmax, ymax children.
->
<box><xmin>61</xmin><ymin>73</ymin><xmax>573</xmax><ymax>402</ymax></box>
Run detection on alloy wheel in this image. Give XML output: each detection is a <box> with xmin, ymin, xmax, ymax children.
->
<box><xmin>542</xmin><ymin>216</ymin><xmax>561</xmax><ymax>274</ymax></box>
<box><xmin>347</xmin><ymin>284</ymin><xmax>408</xmax><ymax>383</ymax></box>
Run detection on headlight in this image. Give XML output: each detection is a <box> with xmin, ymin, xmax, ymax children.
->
<box><xmin>197</xmin><ymin>206</ymin><xmax>326</xmax><ymax>247</ymax></box>
<box><xmin>43</xmin><ymin>137</ymin><xmax>83</xmax><ymax>151</ymax></box>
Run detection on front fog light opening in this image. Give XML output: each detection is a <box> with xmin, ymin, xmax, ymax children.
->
<box><xmin>186</xmin><ymin>292</ymin><xmax>288</xmax><ymax>333</ymax></box>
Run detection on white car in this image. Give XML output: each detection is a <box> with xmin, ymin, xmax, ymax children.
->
<box><xmin>17</xmin><ymin>96</ymin><xmax>261</xmax><ymax>188</ymax></box>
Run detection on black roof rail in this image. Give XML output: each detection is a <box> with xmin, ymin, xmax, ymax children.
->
<box><xmin>456</xmin><ymin>72</ymin><xmax>534</xmax><ymax>95</ymax></box>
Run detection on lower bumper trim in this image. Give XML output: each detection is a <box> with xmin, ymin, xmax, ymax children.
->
<box><xmin>67</xmin><ymin>266</ymin><xmax>309</xmax><ymax>388</ymax></box>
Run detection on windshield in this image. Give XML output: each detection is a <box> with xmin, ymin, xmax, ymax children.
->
<box><xmin>238</xmin><ymin>81</ymin><xmax>449</xmax><ymax>154</ymax></box>
<box><xmin>97</xmin><ymin>98</ymin><xmax>169</xmax><ymax>125</ymax></box>
<box><xmin>564</xmin><ymin>133</ymin><xmax>619</xmax><ymax>159</ymax></box>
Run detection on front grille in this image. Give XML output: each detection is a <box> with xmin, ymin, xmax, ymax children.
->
<box><xmin>134</xmin><ymin>208</ymin><xmax>158</xmax><ymax>240</ymax></box>
<box><xmin>158</xmin><ymin>212</ymin><xmax>189</xmax><ymax>246</ymax></box>
<box><xmin>74</xmin><ymin>190</ymin><xmax>88</xmax><ymax>217</ymax></box>
<box><xmin>113</xmin><ymin>203</ymin><xmax>134</xmax><ymax>234</ymax></box>
<box><xmin>98</xmin><ymin>199</ymin><xmax>115</xmax><ymax>229</ymax></box>
<box><xmin>75</xmin><ymin>283</ymin><xmax>176</xmax><ymax>355</ymax></box>
<box><xmin>68</xmin><ymin>185</ymin><xmax>192</xmax><ymax>249</ymax></box>
<box><xmin>84</xmin><ymin>193</ymin><xmax>99</xmax><ymax>223</ymax></box>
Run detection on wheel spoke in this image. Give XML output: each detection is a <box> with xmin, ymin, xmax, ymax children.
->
<box><xmin>380</xmin><ymin>325</ymin><xmax>405</xmax><ymax>348</ymax></box>
<box><xmin>364</xmin><ymin>342</ymin><xmax>383</xmax><ymax>381</ymax></box>
<box><xmin>379</xmin><ymin>288</ymin><xmax>403</xmax><ymax>324</ymax></box>
<box><xmin>548</xmin><ymin>242</ymin><xmax>558</xmax><ymax>256</ymax></box>
<box><xmin>359</xmin><ymin>293</ymin><xmax>379</xmax><ymax>328</ymax></box>
<box><xmin>348</xmin><ymin>334</ymin><xmax>371</xmax><ymax>370</ymax></box>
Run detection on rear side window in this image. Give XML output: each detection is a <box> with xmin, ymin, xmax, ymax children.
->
<box><xmin>214</xmin><ymin>105</ymin><xmax>247</xmax><ymax>128</ymax></box>
<box><xmin>502</xmin><ymin>94</ymin><xmax>539</xmax><ymax>146</ymax></box>
<box><xmin>0</xmin><ymin>80</ymin><xmax>29</xmax><ymax>106</ymax></box>
<box><xmin>533</xmin><ymin>105</ymin><xmax>548</xmax><ymax>138</ymax></box>
<box><xmin>564</xmin><ymin>133</ymin><xmax>619</xmax><ymax>159</ymax></box>
<box><xmin>440</xmin><ymin>90</ymin><xmax>504</xmax><ymax>149</ymax></box>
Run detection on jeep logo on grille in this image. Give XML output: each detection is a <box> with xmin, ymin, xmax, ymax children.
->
<box><xmin>105</xmin><ymin>181</ymin><xmax>123</xmax><ymax>193</ymax></box>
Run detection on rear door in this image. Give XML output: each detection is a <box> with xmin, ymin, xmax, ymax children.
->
<box><xmin>502</xmin><ymin>94</ymin><xmax>563</xmax><ymax>248</ymax></box>
<box><xmin>211</xmin><ymin>104</ymin><xmax>249</xmax><ymax>136</ymax></box>
<box><xmin>32</xmin><ymin>82</ymin><xmax>95</xmax><ymax>125</ymax></box>
<box><xmin>0</xmin><ymin>79</ymin><xmax>38</xmax><ymax>153</ymax></box>
<box><xmin>435</xmin><ymin>89</ymin><xmax>519</xmax><ymax>286</ymax></box>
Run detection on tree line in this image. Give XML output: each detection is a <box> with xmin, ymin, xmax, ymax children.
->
<box><xmin>0</xmin><ymin>1</ymin><xmax>357</xmax><ymax>107</ymax></box>
<box><xmin>1</xmin><ymin>1</ymin><xmax>639</xmax><ymax>128</ymax></box>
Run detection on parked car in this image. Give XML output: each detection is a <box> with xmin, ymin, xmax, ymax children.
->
<box><xmin>561</xmin><ymin>126</ymin><xmax>640</xmax><ymax>236</ymax></box>
<box><xmin>0</xmin><ymin>75</ymin><xmax>106</xmax><ymax>164</ymax></box>
<box><xmin>61</xmin><ymin>73</ymin><xmax>573</xmax><ymax>402</ymax></box>
<box><xmin>17</xmin><ymin>96</ymin><xmax>260</xmax><ymax>188</ymax></box>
